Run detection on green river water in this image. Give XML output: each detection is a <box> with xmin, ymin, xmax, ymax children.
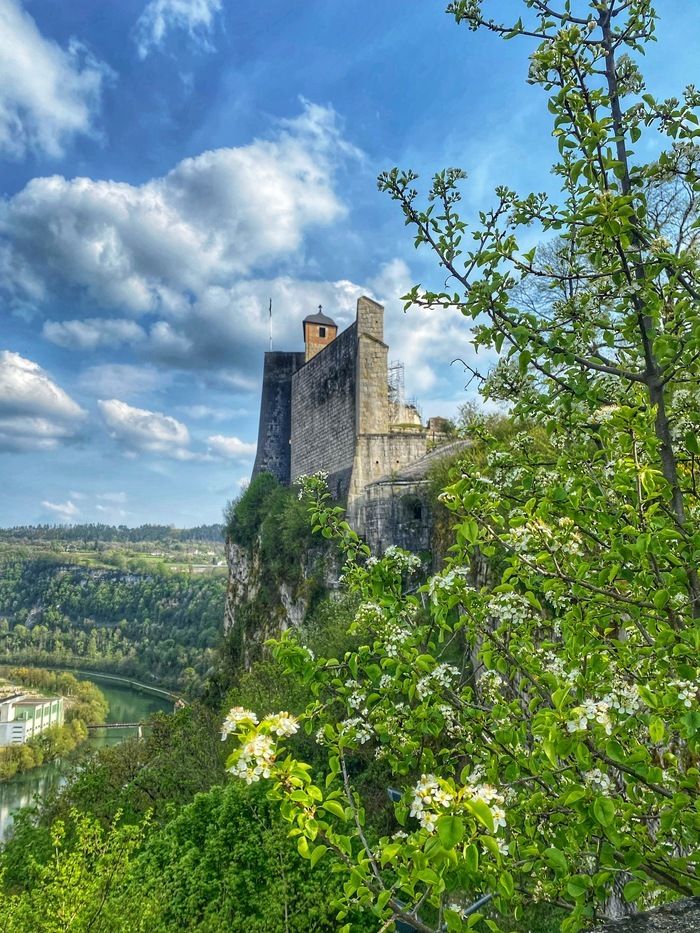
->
<box><xmin>0</xmin><ymin>673</ymin><xmax>173</xmax><ymax>840</ymax></box>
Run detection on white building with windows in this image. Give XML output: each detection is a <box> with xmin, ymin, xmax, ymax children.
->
<box><xmin>0</xmin><ymin>693</ymin><xmax>64</xmax><ymax>745</ymax></box>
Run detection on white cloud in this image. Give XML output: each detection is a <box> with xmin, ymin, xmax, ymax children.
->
<box><xmin>78</xmin><ymin>363</ymin><xmax>167</xmax><ymax>399</ymax></box>
<box><xmin>207</xmin><ymin>434</ymin><xmax>256</xmax><ymax>460</ymax></box>
<box><xmin>96</xmin><ymin>491</ymin><xmax>127</xmax><ymax>503</ymax></box>
<box><xmin>0</xmin><ymin>0</ymin><xmax>110</xmax><ymax>158</ymax></box>
<box><xmin>140</xmin><ymin>273</ymin><xmax>365</xmax><ymax>374</ymax></box>
<box><xmin>95</xmin><ymin>503</ymin><xmax>127</xmax><ymax>517</ymax></box>
<box><xmin>177</xmin><ymin>404</ymin><xmax>245</xmax><ymax>421</ymax></box>
<box><xmin>98</xmin><ymin>398</ymin><xmax>193</xmax><ymax>459</ymax></box>
<box><xmin>41</xmin><ymin>499</ymin><xmax>79</xmax><ymax>521</ymax></box>
<box><xmin>368</xmin><ymin>258</ymin><xmax>493</xmax><ymax>404</ymax></box>
<box><xmin>0</xmin><ymin>350</ymin><xmax>84</xmax><ymax>420</ymax></box>
<box><xmin>134</xmin><ymin>0</ymin><xmax>222</xmax><ymax>59</ymax></box>
<box><xmin>43</xmin><ymin>318</ymin><xmax>146</xmax><ymax>350</ymax></box>
<box><xmin>0</xmin><ymin>350</ymin><xmax>86</xmax><ymax>451</ymax></box>
<box><xmin>2</xmin><ymin>102</ymin><xmax>350</xmax><ymax>317</ymax></box>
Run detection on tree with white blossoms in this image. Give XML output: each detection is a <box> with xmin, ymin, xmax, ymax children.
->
<box><xmin>223</xmin><ymin>2</ymin><xmax>700</xmax><ymax>930</ymax></box>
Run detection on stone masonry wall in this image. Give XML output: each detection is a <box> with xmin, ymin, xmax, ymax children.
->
<box><xmin>355</xmin><ymin>296</ymin><xmax>389</xmax><ymax>436</ymax></box>
<box><xmin>290</xmin><ymin>322</ymin><xmax>358</xmax><ymax>500</ymax></box>
<box><xmin>357</xmin><ymin>478</ymin><xmax>432</xmax><ymax>554</ymax></box>
<box><xmin>348</xmin><ymin>432</ymin><xmax>428</xmax><ymax>522</ymax></box>
<box><xmin>252</xmin><ymin>351</ymin><xmax>305</xmax><ymax>485</ymax></box>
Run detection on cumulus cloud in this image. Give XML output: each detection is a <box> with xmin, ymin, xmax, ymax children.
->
<box><xmin>0</xmin><ymin>0</ymin><xmax>110</xmax><ymax>158</ymax></box>
<box><xmin>2</xmin><ymin>102</ymin><xmax>350</xmax><ymax>317</ymax></box>
<box><xmin>207</xmin><ymin>434</ymin><xmax>256</xmax><ymax>460</ymax></box>
<box><xmin>139</xmin><ymin>273</ymin><xmax>365</xmax><ymax>376</ymax></box>
<box><xmin>98</xmin><ymin>398</ymin><xmax>194</xmax><ymax>459</ymax></box>
<box><xmin>369</xmin><ymin>258</ymin><xmax>494</xmax><ymax>404</ymax></box>
<box><xmin>41</xmin><ymin>499</ymin><xmax>79</xmax><ymax>521</ymax></box>
<box><xmin>0</xmin><ymin>350</ymin><xmax>86</xmax><ymax>451</ymax></box>
<box><xmin>43</xmin><ymin>318</ymin><xmax>146</xmax><ymax>350</ymax></box>
<box><xmin>134</xmin><ymin>0</ymin><xmax>222</xmax><ymax>59</ymax></box>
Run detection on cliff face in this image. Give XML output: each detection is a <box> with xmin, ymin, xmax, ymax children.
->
<box><xmin>223</xmin><ymin>536</ymin><xmax>338</xmax><ymax>670</ymax></box>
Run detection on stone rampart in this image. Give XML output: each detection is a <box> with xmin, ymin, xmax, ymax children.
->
<box><xmin>252</xmin><ymin>351</ymin><xmax>305</xmax><ymax>484</ymax></box>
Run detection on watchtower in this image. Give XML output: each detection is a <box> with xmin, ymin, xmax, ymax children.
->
<box><xmin>303</xmin><ymin>306</ymin><xmax>337</xmax><ymax>362</ymax></box>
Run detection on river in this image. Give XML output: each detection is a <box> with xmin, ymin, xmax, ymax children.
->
<box><xmin>0</xmin><ymin>673</ymin><xmax>174</xmax><ymax>840</ymax></box>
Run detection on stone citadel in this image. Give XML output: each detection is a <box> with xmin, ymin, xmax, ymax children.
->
<box><xmin>252</xmin><ymin>296</ymin><xmax>465</xmax><ymax>553</ymax></box>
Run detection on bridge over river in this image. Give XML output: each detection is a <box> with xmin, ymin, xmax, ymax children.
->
<box><xmin>87</xmin><ymin>721</ymin><xmax>147</xmax><ymax>737</ymax></box>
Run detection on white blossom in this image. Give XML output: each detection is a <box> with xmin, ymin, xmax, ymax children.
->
<box><xmin>410</xmin><ymin>774</ymin><xmax>454</xmax><ymax>831</ymax></box>
<box><xmin>221</xmin><ymin>706</ymin><xmax>258</xmax><ymax>740</ymax></box>
<box><xmin>417</xmin><ymin>662</ymin><xmax>460</xmax><ymax>700</ymax></box>
<box><xmin>263</xmin><ymin>712</ymin><xmax>299</xmax><ymax>737</ymax></box>
<box><xmin>228</xmin><ymin>734</ymin><xmax>276</xmax><ymax>784</ymax></box>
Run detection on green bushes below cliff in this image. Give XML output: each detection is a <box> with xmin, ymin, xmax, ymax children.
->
<box><xmin>0</xmin><ymin>782</ymin><xmax>373</xmax><ymax>932</ymax></box>
<box><xmin>225</xmin><ymin>472</ymin><xmax>321</xmax><ymax>586</ymax></box>
<box><xmin>0</xmin><ymin>680</ymin><xmax>372</xmax><ymax>931</ymax></box>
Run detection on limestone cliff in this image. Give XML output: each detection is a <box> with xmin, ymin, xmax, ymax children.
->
<box><xmin>223</xmin><ymin>534</ymin><xmax>338</xmax><ymax>670</ymax></box>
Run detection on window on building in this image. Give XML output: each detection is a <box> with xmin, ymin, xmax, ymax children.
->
<box><xmin>318</xmin><ymin>326</ymin><xmax>326</xmax><ymax>337</ymax></box>
<box><xmin>402</xmin><ymin>494</ymin><xmax>423</xmax><ymax>523</ymax></box>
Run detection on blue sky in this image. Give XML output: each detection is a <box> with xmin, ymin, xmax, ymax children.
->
<box><xmin>0</xmin><ymin>0</ymin><xmax>697</xmax><ymax>527</ymax></box>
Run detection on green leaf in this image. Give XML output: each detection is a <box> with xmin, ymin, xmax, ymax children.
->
<box><xmin>297</xmin><ymin>836</ymin><xmax>310</xmax><ymax>859</ymax></box>
<box><xmin>653</xmin><ymin>590</ymin><xmax>670</xmax><ymax>610</ymax></box>
<box><xmin>465</xmin><ymin>798</ymin><xmax>494</xmax><ymax>833</ymax></box>
<box><xmin>322</xmin><ymin>800</ymin><xmax>347</xmax><ymax>821</ymax></box>
<box><xmin>567</xmin><ymin>877</ymin><xmax>588</xmax><ymax>898</ymax></box>
<box><xmin>437</xmin><ymin>814</ymin><xmax>465</xmax><ymax>849</ymax></box>
<box><xmin>310</xmin><ymin>844</ymin><xmax>327</xmax><ymax>867</ymax></box>
<box><xmin>498</xmin><ymin>870</ymin><xmax>514</xmax><ymax>898</ymax></box>
<box><xmin>593</xmin><ymin>797</ymin><xmax>615</xmax><ymax>827</ymax></box>
<box><xmin>543</xmin><ymin>847</ymin><xmax>568</xmax><ymax>873</ymax></box>
<box><xmin>417</xmin><ymin>867</ymin><xmax>440</xmax><ymax>885</ymax></box>
<box><xmin>649</xmin><ymin>716</ymin><xmax>665</xmax><ymax>743</ymax></box>
<box><xmin>623</xmin><ymin>880</ymin><xmax>644</xmax><ymax>902</ymax></box>
<box><xmin>464</xmin><ymin>842</ymin><xmax>479</xmax><ymax>873</ymax></box>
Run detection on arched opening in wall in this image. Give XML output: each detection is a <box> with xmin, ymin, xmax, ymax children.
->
<box><xmin>401</xmin><ymin>494</ymin><xmax>423</xmax><ymax>524</ymax></box>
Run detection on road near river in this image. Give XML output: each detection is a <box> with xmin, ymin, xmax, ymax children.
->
<box><xmin>0</xmin><ymin>673</ymin><xmax>173</xmax><ymax>839</ymax></box>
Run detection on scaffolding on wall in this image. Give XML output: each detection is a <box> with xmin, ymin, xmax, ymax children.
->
<box><xmin>388</xmin><ymin>360</ymin><xmax>423</xmax><ymax>425</ymax></box>
<box><xmin>388</xmin><ymin>360</ymin><xmax>405</xmax><ymax>405</ymax></box>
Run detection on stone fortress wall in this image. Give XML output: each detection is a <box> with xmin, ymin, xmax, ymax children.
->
<box><xmin>252</xmin><ymin>350</ymin><xmax>305</xmax><ymax>485</ymax></box>
<box><xmin>251</xmin><ymin>295</ymin><xmax>463</xmax><ymax>554</ymax></box>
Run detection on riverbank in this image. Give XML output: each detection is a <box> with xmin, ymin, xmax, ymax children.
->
<box><xmin>0</xmin><ymin>659</ymin><xmax>184</xmax><ymax>704</ymax></box>
<box><xmin>0</xmin><ymin>668</ymin><xmax>109</xmax><ymax>783</ymax></box>
<box><xmin>0</xmin><ymin>675</ymin><xmax>174</xmax><ymax>839</ymax></box>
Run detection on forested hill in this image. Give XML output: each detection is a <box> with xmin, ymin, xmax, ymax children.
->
<box><xmin>0</xmin><ymin>548</ymin><xmax>227</xmax><ymax>694</ymax></box>
<box><xmin>0</xmin><ymin>523</ymin><xmax>224</xmax><ymax>543</ymax></box>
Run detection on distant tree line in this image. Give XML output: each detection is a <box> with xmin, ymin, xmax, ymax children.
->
<box><xmin>0</xmin><ymin>558</ymin><xmax>226</xmax><ymax>692</ymax></box>
<box><xmin>0</xmin><ymin>523</ymin><xmax>224</xmax><ymax>544</ymax></box>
